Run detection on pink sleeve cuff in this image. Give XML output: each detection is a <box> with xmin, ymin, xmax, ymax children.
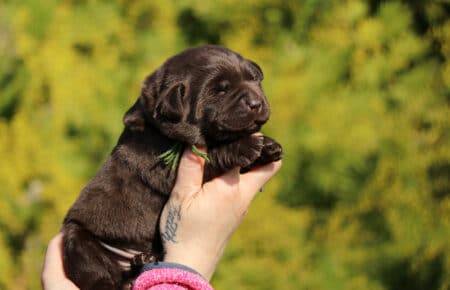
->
<box><xmin>133</xmin><ymin>268</ymin><xmax>214</xmax><ymax>290</ymax></box>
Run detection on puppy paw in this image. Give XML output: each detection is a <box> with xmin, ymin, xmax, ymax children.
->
<box><xmin>260</xmin><ymin>136</ymin><xmax>283</xmax><ymax>162</ymax></box>
<box><xmin>131</xmin><ymin>253</ymin><xmax>157</xmax><ymax>268</ymax></box>
<box><xmin>240</xmin><ymin>136</ymin><xmax>282</xmax><ymax>172</ymax></box>
<box><xmin>123</xmin><ymin>282</ymin><xmax>134</xmax><ymax>290</ymax></box>
<box><xmin>237</xmin><ymin>135</ymin><xmax>264</xmax><ymax>168</ymax></box>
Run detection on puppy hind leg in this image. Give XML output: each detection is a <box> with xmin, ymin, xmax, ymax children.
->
<box><xmin>62</xmin><ymin>223</ymin><xmax>123</xmax><ymax>290</ymax></box>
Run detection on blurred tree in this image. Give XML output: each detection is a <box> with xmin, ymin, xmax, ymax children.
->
<box><xmin>0</xmin><ymin>0</ymin><xmax>448</xmax><ymax>289</ymax></box>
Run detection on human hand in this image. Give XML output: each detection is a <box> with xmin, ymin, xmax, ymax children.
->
<box><xmin>160</xmin><ymin>146</ymin><xmax>282</xmax><ymax>281</ymax></box>
<box><xmin>41</xmin><ymin>233</ymin><xmax>79</xmax><ymax>290</ymax></box>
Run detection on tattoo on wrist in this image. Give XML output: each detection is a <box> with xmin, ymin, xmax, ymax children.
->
<box><xmin>162</xmin><ymin>203</ymin><xmax>181</xmax><ymax>243</ymax></box>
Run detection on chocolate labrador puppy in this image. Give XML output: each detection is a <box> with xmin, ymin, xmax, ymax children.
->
<box><xmin>62</xmin><ymin>45</ymin><xmax>282</xmax><ymax>290</ymax></box>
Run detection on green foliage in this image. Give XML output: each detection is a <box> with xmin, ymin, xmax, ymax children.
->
<box><xmin>0</xmin><ymin>0</ymin><xmax>448</xmax><ymax>289</ymax></box>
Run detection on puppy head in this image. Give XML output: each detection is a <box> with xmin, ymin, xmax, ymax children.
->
<box><xmin>123</xmin><ymin>45</ymin><xmax>269</xmax><ymax>146</ymax></box>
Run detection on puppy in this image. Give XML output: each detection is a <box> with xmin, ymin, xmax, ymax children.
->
<box><xmin>62</xmin><ymin>45</ymin><xmax>282</xmax><ymax>290</ymax></box>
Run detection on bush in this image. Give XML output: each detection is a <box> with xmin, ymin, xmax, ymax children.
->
<box><xmin>0</xmin><ymin>0</ymin><xmax>448</xmax><ymax>289</ymax></box>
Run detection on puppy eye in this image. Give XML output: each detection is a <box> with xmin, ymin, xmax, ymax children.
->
<box><xmin>217</xmin><ymin>80</ymin><xmax>230</xmax><ymax>93</ymax></box>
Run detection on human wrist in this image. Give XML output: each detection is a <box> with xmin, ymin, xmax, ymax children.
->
<box><xmin>163</xmin><ymin>246</ymin><xmax>224</xmax><ymax>281</ymax></box>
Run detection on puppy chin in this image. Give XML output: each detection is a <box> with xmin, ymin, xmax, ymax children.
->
<box><xmin>215</xmin><ymin>119</ymin><xmax>259</xmax><ymax>132</ymax></box>
<box><xmin>205</xmin><ymin>120</ymin><xmax>261</xmax><ymax>143</ymax></box>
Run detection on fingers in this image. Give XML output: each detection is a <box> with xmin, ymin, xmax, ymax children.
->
<box><xmin>42</xmin><ymin>233</ymin><xmax>77</xmax><ymax>289</ymax></box>
<box><xmin>205</xmin><ymin>166</ymin><xmax>240</xmax><ymax>193</ymax></box>
<box><xmin>42</xmin><ymin>233</ymin><xmax>80</xmax><ymax>290</ymax></box>
<box><xmin>42</xmin><ymin>233</ymin><xmax>65</xmax><ymax>281</ymax></box>
<box><xmin>171</xmin><ymin>147</ymin><xmax>206</xmax><ymax>199</ymax></box>
<box><xmin>239</xmin><ymin>160</ymin><xmax>282</xmax><ymax>204</ymax></box>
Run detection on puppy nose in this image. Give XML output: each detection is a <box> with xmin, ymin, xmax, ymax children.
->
<box><xmin>245</xmin><ymin>97</ymin><xmax>262</xmax><ymax>113</ymax></box>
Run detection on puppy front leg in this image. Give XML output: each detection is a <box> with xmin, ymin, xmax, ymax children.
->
<box><xmin>241</xmin><ymin>136</ymin><xmax>283</xmax><ymax>172</ymax></box>
<box><xmin>203</xmin><ymin>135</ymin><xmax>264</xmax><ymax>182</ymax></box>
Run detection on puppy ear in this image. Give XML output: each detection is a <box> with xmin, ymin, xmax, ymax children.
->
<box><xmin>123</xmin><ymin>100</ymin><xmax>146</xmax><ymax>131</ymax></box>
<box><xmin>247</xmin><ymin>60</ymin><xmax>264</xmax><ymax>81</ymax></box>
<box><xmin>154</xmin><ymin>83</ymin><xmax>187</xmax><ymax>123</ymax></box>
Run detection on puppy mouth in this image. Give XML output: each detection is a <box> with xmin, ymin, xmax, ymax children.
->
<box><xmin>214</xmin><ymin>116</ymin><xmax>266</xmax><ymax>134</ymax></box>
<box><xmin>217</xmin><ymin>123</ymin><xmax>259</xmax><ymax>133</ymax></box>
<box><xmin>214</xmin><ymin>104</ymin><xmax>269</xmax><ymax>134</ymax></box>
<box><xmin>201</xmin><ymin>88</ymin><xmax>269</xmax><ymax>142</ymax></box>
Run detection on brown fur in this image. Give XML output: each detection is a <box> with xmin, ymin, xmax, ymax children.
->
<box><xmin>62</xmin><ymin>45</ymin><xmax>282</xmax><ymax>290</ymax></box>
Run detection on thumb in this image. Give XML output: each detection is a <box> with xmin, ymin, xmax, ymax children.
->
<box><xmin>171</xmin><ymin>147</ymin><xmax>206</xmax><ymax>199</ymax></box>
<box><xmin>239</xmin><ymin>160</ymin><xmax>282</xmax><ymax>205</ymax></box>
